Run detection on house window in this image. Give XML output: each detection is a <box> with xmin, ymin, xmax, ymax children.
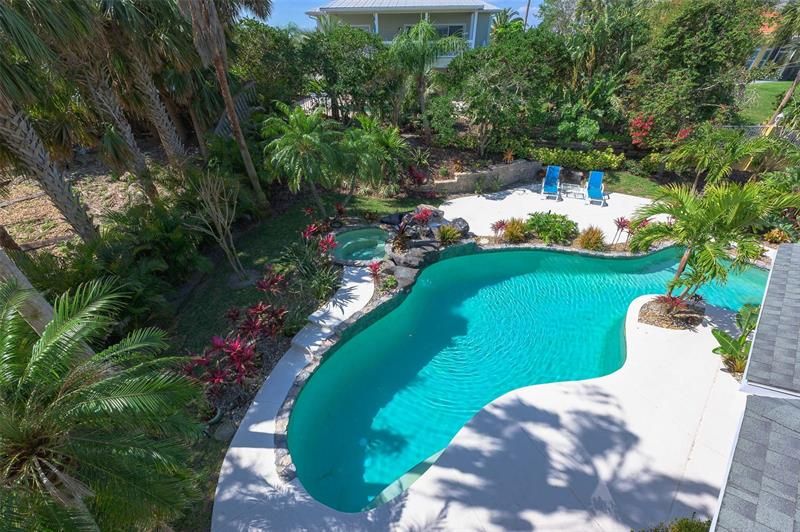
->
<box><xmin>351</xmin><ymin>24</ymin><xmax>374</xmax><ymax>33</ymax></box>
<box><xmin>434</xmin><ymin>24</ymin><xmax>465</xmax><ymax>38</ymax></box>
<box><xmin>404</xmin><ymin>24</ymin><xmax>466</xmax><ymax>38</ymax></box>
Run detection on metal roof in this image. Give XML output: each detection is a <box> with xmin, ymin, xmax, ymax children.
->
<box><xmin>744</xmin><ymin>244</ymin><xmax>800</xmax><ymax>396</ymax></box>
<box><xmin>715</xmin><ymin>396</ymin><xmax>800</xmax><ymax>531</ymax></box>
<box><xmin>314</xmin><ymin>0</ymin><xmax>501</xmax><ymax>13</ymax></box>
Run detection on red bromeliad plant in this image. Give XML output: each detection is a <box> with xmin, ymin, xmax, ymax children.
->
<box><xmin>491</xmin><ymin>219</ymin><xmax>507</xmax><ymax>238</ymax></box>
<box><xmin>368</xmin><ymin>260</ymin><xmax>381</xmax><ymax>280</ymax></box>
<box><xmin>653</xmin><ymin>294</ymin><xmax>688</xmax><ymax>315</ymax></box>
<box><xmin>302</xmin><ymin>223</ymin><xmax>320</xmax><ymax>240</ymax></box>
<box><xmin>318</xmin><ymin>233</ymin><xmax>337</xmax><ymax>254</ymax></box>
<box><xmin>412</xmin><ymin>208</ymin><xmax>433</xmax><ymax>225</ymax></box>
<box><xmin>189</xmin><ymin>267</ymin><xmax>289</xmax><ymax>402</ymax></box>
<box><xmin>335</xmin><ymin>203</ymin><xmax>346</xmax><ymax>217</ymax></box>
<box><xmin>303</xmin><ymin>206</ymin><xmax>315</xmax><ymax>218</ymax></box>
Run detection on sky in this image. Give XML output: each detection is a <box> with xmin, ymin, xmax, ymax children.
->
<box><xmin>264</xmin><ymin>0</ymin><xmax>543</xmax><ymax>29</ymax></box>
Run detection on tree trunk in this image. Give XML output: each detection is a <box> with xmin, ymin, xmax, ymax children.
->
<box><xmin>0</xmin><ymin>225</ymin><xmax>21</xmax><ymax>251</ymax></box>
<box><xmin>131</xmin><ymin>56</ymin><xmax>187</xmax><ymax>167</ymax></box>
<box><xmin>418</xmin><ymin>75</ymin><xmax>430</xmax><ymax>143</ymax></box>
<box><xmin>0</xmin><ymin>93</ymin><xmax>98</xmax><ymax>242</ymax></box>
<box><xmin>668</xmin><ymin>248</ymin><xmax>692</xmax><ymax>297</ymax></box>
<box><xmin>212</xmin><ymin>54</ymin><xmax>269</xmax><ymax>212</ymax></box>
<box><xmin>307</xmin><ymin>181</ymin><xmax>328</xmax><ymax>218</ymax></box>
<box><xmin>0</xmin><ymin>248</ymin><xmax>54</xmax><ymax>335</ymax></box>
<box><xmin>82</xmin><ymin>67</ymin><xmax>159</xmax><ymax>201</ymax></box>
<box><xmin>768</xmin><ymin>68</ymin><xmax>800</xmax><ymax>126</ymax></box>
<box><xmin>188</xmin><ymin>104</ymin><xmax>209</xmax><ymax>160</ymax></box>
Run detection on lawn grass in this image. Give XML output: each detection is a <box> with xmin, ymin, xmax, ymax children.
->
<box><xmin>604</xmin><ymin>170</ymin><xmax>662</xmax><ymax>199</ymax></box>
<box><xmin>738</xmin><ymin>81</ymin><xmax>791</xmax><ymax>125</ymax></box>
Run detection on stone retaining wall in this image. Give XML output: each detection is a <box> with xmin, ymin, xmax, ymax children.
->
<box><xmin>426</xmin><ymin>159</ymin><xmax>542</xmax><ymax>195</ymax></box>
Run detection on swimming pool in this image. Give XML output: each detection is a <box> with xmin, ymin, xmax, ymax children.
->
<box><xmin>332</xmin><ymin>227</ymin><xmax>390</xmax><ymax>263</ymax></box>
<box><xmin>287</xmin><ymin>247</ymin><xmax>767</xmax><ymax>512</ymax></box>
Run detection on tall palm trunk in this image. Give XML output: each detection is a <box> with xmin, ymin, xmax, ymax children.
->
<box><xmin>82</xmin><ymin>67</ymin><xmax>158</xmax><ymax>201</ymax></box>
<box><xmin>668</xmin><ymin>247</ymin><xmax>692</xmax><ymax>297</ymax></box>
<box><xmin>417</xmin><ymin>74</ymin><xmax>431</xmax><ymax>142</ymax></box>
<box><xmin>768</xmin><ymin>68</ymin><xmax>800</xmax><ymax>126</ymax></box>
<box><xmin>0</xmin><ymin>225</ymin><xmax>21</xmax><ymax>251</ymax></box>
<box><xmin>0</xmin><ymin>93</ymin><xmax>97</xmax><ymax>242</ymax></box>
<box><xmin>187</xmin><ymin>104</ymin><xmax>209</xmax><ymax>159</ymax></box>
<box><xmin>131</xmin><ymin>57</ymin><xmax>187</xmax><ymax>166</ymax></box>
<box><xmin>211</xmin><ymin>54</ymin><xmax>269</xmax><ymax>211</ymax></box>
<box><xmin>0</xmin><ymin>248</ymin><xmax>54</xmax><ymax>335</ymax></box>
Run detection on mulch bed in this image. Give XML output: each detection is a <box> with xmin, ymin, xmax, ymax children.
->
<box><xmin>638</xmin><ymin>299</ymin><xmax>705</xmax><ymax>330</ymax></box>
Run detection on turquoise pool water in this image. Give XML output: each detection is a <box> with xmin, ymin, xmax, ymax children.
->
<box><xmin>287</xmin><ymin>247</ymin><xmax>767</xmax><ymax>512</ymax></box>
<box><xmin>332</xmin><ymin>228</ymin><xmax>389</xmax><ymax>262</ymax></box>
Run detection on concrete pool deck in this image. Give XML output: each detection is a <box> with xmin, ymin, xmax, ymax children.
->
<box><xmin>213</xmin><ymin>265</ymin><xmax>748</xmax><ymax>531</ymax></box>
<box><xmin>440</xmin><ymin>185</ymin><xmax>654</xmax><ymax>239</ymax></box>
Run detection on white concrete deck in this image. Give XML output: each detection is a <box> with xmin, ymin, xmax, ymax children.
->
<box><xmin>440</xmin><ymin>185</ymin><xmax>654</xmax><ymax>239</ymax></box>
<box><xmin>212</xmin><ymin>288</ymin><xmax>746</xmax><ymax>531</ymax></box>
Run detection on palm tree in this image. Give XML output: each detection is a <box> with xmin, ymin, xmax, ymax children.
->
<box><xmin>0</xmin><ymin>279</ymin><xmax>200</xmax><ymax>530</ymax></box>
<box><xmin>630</xmin><ymin>182</ymin><xmax>800</xmax><ymax>298</ymax></box>
<box><xmin>0</xmin><ymin>1</ymin><xmax>98</xmax><ymax>242</ymax></box>
<box><xmin>178</xmin><ymin>0</ymin><xmax>270</xmax><ymax>211</ymax></box>
<box><xmin>339</xmin><ymin>114</ymin><xmax>408</xmax><ymax>206</ymax></box>
<box><xmin>98</xmin><ymin>0</ymin><xmax>189</xmax><ymax>168</ymax></box>
<box><xmin>263</xmin><ymin>103</ymin><xmax>340</xmax><ymax>217</ymax></box>
<box><xmin>665</xmin><ymin>124</ymin><xmax>777</xmax><ymax>191</ymax></box>
<box><xmin>391</xmin><ymin>20</ymin><xmax>466</xmax><ymax>142</ymax></box>
<box><xmin>491</xmin><ymin>8</ymin><xmax>522</xmax><ymax>37</ymax></box>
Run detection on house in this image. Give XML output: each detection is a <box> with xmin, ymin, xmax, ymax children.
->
<box><xmin>711</xmin><ymin>244</ymin><xmax>800</xmax><ymax>530</ymax></box>
<box><xmin>306</xmin><ymin>0</ymin><xmax>501</xmax><ymax>67</ymax></box>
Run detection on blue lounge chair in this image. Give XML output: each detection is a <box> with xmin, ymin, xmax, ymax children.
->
<box><xmin>541</xmin><ymin>165</ymin><xmax>561</xmax><ymax>200</ymax></box>
<box><xmin>585</xmin><ymin>170</ymin><xmax>606</xmax><ymax>206</ymax></box>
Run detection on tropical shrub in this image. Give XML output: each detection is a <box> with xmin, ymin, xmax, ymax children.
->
<box><xmin>502</xmin><ymin>218</ymin><xmax>528</xmax><ymax>243</ymax></box>
<box><xmin>576</xmin><ymin>226</ymin><xmax>608</xmax><ymax>251</ymax></box>
<box><xmin>646</xmin><ymin>516</ymin><xmax>711</xmax><ymax>532</ymax></box>
<box><xmin>529</xmin><ymin>147</ymin><xmax>624</xmax><ymax>171</ymax></box>
<box><xmin>381</xmin><ymin>275</ymin><xmax>399</xmax><ymax>292</ymax></box>
<box><xmin>764</xmin><ymin>228</ymin><xmax>792</xmax><ymax>244</ymax></box>
<box><xmin>0</xmin><ymin>279</ymin><xmax>200</xmax><ymax>530</ymax></box>
<box><xmin>526</xmin><ymin>212</ymin><xmax>578</xmax><ymax>244</ymax></box>
<box><xmin>368</xmin><ymin>260</ymin><xmax>382</xmax><ymax>280</ymax></box>
<box><xmin>437</xmin><ymin>224</ymin><xmax>462</xmax><ymax>245</ymax></box>
<box><xmin>428</xmin><ymin>95</ymin><xmax>458</xmax><ymax>146</ymax></box>
<box><xmin>279</xmin><ymin>224</ymin><xmax>341</xmax><ymax>302</ymax></box>
<box><xmin>712</xmin><ymin>304</ymin><xmax>760</xmax><ymax>374</ymax></box>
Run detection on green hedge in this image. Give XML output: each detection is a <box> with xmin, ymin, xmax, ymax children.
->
<box><xmin>529</xmin><ymin>146</ymin><xmax>625</xmax><ymax>171</ymax></box>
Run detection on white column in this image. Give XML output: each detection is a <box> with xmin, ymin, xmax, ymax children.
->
<box><xmin>374</xmin><ymin>12</ymin><xmax>379</xmax><ymax>35</ymax></box>
<box><xmin>424</xmin><ymin>12</ymin><xmax>429</xmax><ymax>21</ymax></box>
<box><xmin>470</xmin><ymin>11</ymin><xmax>478</xmax><ymax>48</ymax></box>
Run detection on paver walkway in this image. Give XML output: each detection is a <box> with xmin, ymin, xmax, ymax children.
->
<box><xmin>440</xmin><ymin>185</ymin><xmax>653</xmax><ymax>239</ymax></box>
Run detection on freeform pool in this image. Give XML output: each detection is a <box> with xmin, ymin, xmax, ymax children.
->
<box><xmin>287</xmin><ymin>247</ymin><xmax>767</xmax><ymax>512</ymax></box>
<box><xmin>332</xmin><ymin>227</ymin><xmax>389</xmax><ymax>263</ymax></box>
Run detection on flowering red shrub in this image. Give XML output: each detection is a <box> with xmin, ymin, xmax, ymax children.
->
<box><xmin>412</xmin><ymin>208</ymin><xmax>433</xmax><ymax>225</ymax></box>
<box><xmin>491</xmin><ymin>219</ymin><xmax>507</xmax><ymax>236</ymax></box>
<box><xmin>675</xmin><ymin>127</ymin><xmax>693</xmax><ymax>141</ymax></box>
<box><xmin>629</xmin><ymin>115</ymin><xmax>654</xmax><ymax>147</ymax></box>
<box><xmin>368</xmin><ymin>261</ymin><xmax>381</xmax><ymax>279</ymax></box>
<box><xmin>409</xmin><ymin>164</ymin><xmax>427</xmax><ymax>185</ymax></box>
<box><xmin>318</xmin><ymin>233</ymin><xmax>337</xmax><ymax>253</ymax></box>
<box><xmin>614</xmin><ymin>217</ymin><xmax>630</xmax><ymax>231</ymax></box>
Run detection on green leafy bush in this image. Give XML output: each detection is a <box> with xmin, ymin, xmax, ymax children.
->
<box><xmin>529</xmin><ymin>147</ymin><xmax>625</xmax><ymax>170</ymax></box>
<box><xmin>712</xmin><ymin>304</ymin><xmax>760</xmax><ymax>374</ymax></box>
<box><xmin>279</xmin><ymin>237</ymin><xmax>340</xmax><ymax>303</ymax></box>
<box><xmin>381</xmin><ymin>275</ymin><xmax>399</xmax><ymax>291</ymax></box>
<box><xmin>17</xmin><ymin>202</ymin><xmax>208</xmax><ymax>329</ymax></box>
<box><xmin>437</xmin><ymin>224</ymin><xmax>462</xmax><ymax>245</ymax></box>
<box><xmin>502</xmin><ymin>218</ymin><xmax>529</xmax><ymax>243</ymax></box>
<box><xmin>428</xmin><ymin>95</ymin><xmax>458</xmax><ymax>146</ymax></box>
<box><xmin>525</xmin><ymin>212</ymin><xmax>578</xmax><ymax>244</ymax></box>
<box><xmin>576</xmin><ymin>226</ymin><xmax>608</xmax><ymax>251</ymax></box>
<box><xmin>643</xmin><ymin>516</ymin><xmax>711</xmax><ymax>532</ymax></box>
